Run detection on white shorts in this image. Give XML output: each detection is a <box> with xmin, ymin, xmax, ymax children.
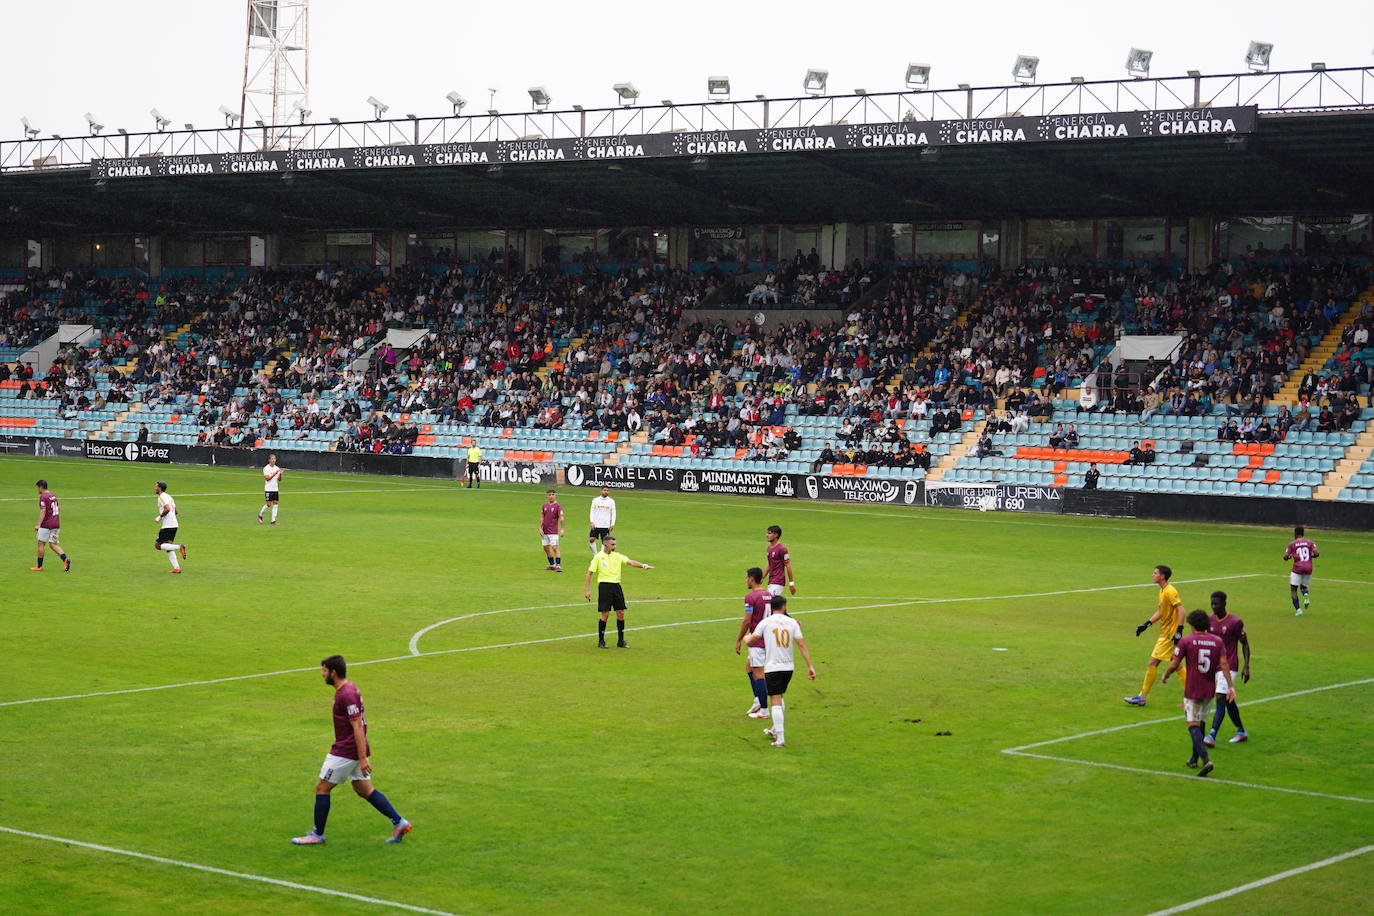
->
<box><xmin>1290</xmin><ymin>572</ymin><xmax>1312</xmax><ymax>587</ymax></box>
<box><xmin>1183</xmin><ymin>696</ymin><xmax>1215</xmax><ymax>724</ymax></box>
<box><xmin>748</xmin><ymin>646</ymin><xmax>766</xmax><ymax>667</ymax></box>
<box><xmin>768</xmin><ymin>583</ymin><xmax>785</xmax><ymax>597</ymax></box>
<box><xmin>541</xmin><ymin>534</ymin><xmax>560</xmax><ymax>547</ymax></box>
<box><xmin>318</xmin><ymin>753</ymin><xmax>370</xmax><ymax>784</ymax></box>
<box><xmin>1215</xmin><ymin>671</ymin><xmax>1231</xmax><ymax>695</ymax></box>
<box><xmin>36</xmin><ymin>528</ymin><xmax>60</xmax><ymax>543</ymax></box>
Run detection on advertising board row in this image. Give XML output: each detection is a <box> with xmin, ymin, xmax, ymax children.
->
<box><xmin>563</xmin><ymin>464</ymin><xmax>1062</xmax><ymax>513</ymax></box>
<box><xmin>92</xmin><ymin>107</ymin><xmax>1258</xmax><ymax>179</ymax></box>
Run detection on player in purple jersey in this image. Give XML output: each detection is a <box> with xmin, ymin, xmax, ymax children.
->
<box><xmin>292</xmin><ymin>655</ymin><xmax>412</xmax><ymax>845</ymax></box>
<box><xmin>764</xmin><ymin>525</ymin><xmax>796</xmax><ymax>597</ymax></box>
<box><xmin>1206</xmin><ymin>591</ymin><xmax>1251</xmax><ymax>746</ymax></box>
<box><xmin>734</xmin><ymin>567</ymin><xmax>775</xmax><ymax>718</ymax></box>
<box><xmin>1162</xmin><ymin>610</ymin><xmax>1234</xmax><ymax>778</ymax></box>
<box><xmin>540</xmin><ymin>489</ymin><xmax>565</xmax><ymax>571</ymax></box>
<box><xmin>31</xmin><ymin>480</ymin><xmax>71</xmax><ymax>572</ymax></box>
<box><xmin>1283</xmin><ymin>525</ymin><xmax>1320</xmax><ymax>616</ymax></box>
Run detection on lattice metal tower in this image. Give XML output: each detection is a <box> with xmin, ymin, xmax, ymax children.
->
<box><xmin>240</xmin><ymin>0</ymin><xmax>309</xmax><ymax>147</ymax></box>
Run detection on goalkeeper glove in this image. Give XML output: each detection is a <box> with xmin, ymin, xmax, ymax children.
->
<box><xmin>1135</xmin><ymin>621</ymin><xmax>1152</xmax><ymax>637</ymax></box>
<box><xmin>1172</xmin><ymin>625</ymin><xmax>1184</xmax><ymax>645</ymax></box>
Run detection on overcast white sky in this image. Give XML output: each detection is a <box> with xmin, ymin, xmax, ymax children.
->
<box><xmin>2</xmin><ymin>0</ymin><xmax>1369</xmax><ymax>137</ymax></box>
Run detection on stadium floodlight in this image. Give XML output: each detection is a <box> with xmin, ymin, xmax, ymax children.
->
<box><xmin>150</xmin><ymin>108</ymin><xmax>171</xmax><ymax>131</ymax></box>
<box><xmin>219</xmin><ymin>105</ymin><xmax>241</xmax><ymax>127</ymax></box>
<box><xmin>21</xmin><ymin>117</ymin><xmax>40</xmax><ymax>139</ymax></box>
<box><xmin>528</xmin><ymin>87</ymin><xmax>551</xmax><ymax>111</ymax></box>
<box><xmin>854</xmin><ymin>88</ymin><xmax>868</xmax><ymax>95</ymax></box>
<box><xmin>905</xmin><ymin>63</ymin><xmax>931</xmax><ymax>89</ymax></box>
<box><xmin>1011</xmin><ymin>55</ymin><xmax>1039</xmax><ymax>84</ymax></box>
<box><xmin>707</xmin><ymin>76</ymin><xmax>730</xmax><ymax>99</ymax></box>
<box><xmin>1311</xmin><ymin>61</ymin><xmax>1327</xmax><ymax>71</ymax></box>
<box><xmin>290</xmin><ymin>98</ymin><xmax>312</xmax><ymax>124</ymax></box>
<box><xmin>254</xmin><ymin>119</ymin><xmax>266</xmax><ymax>127</ymax></box>
<box><xmin>613</xmin><ymin>82</ymin><xmax>640</xmax><ymax>106</ymax></box>
<box><xmin>1070</xmin><ymin>76</ymin><xmax>1085</xmax><ymax>84</ymax></box>
<box><xmin>183</xmin><ymin>123</ymin><xmax>194</xmax><ymax>130</ymax></box>
<box><xmin>367</xmin><ymin>96</ymin><xmax>389</xmax><ymax>119</ymax></box>
<box><xmin>1125</xmin><ymin>47</ymin><xmax>1153</xmax><ymax>79</ymax></box>
<box><xmin>660</xmin><ymin>99</ymin><xmax>674</xmax><ymax>107</ymax></box>
<box><xmin>487</xmin><ymin>109</ymin><xmax>500</xmax><ymax>116</ymax></box>
<box><xmin>1186</xmin><ymin>69</ymin><xmax>1201</xmax><ymax>78</ymax></box>
<box><xmin>803</xmin><ymin>68</ymin><xmax>828</xmax><ymax>96</ymax></box>
<box><xmin>1245</xmin><ymin>41</ymin><xmax>1273</xmax><ymax>72</ymax></box>
<box><xmin>116</xmin><ymin>128</ymin><xmax>128</xmax><ymax>135</ymax></box>
<box><xmin>755</xmin><ymin>93</ymin><xmax>767</xmax><ymax>101</ymax></box>
<box><xmin>957</xmin><ymin>83</ymin><xmax>971</xmax><ymax>90</ymax></box>
<box><xmin>405</xmin><ymin>113</ymin><xmax>418</xmax><ymax>120</ymax></box>
<box><xmin>572</xmin><ymin>104</ymin><xmax>584</xmax><ymax>111</ymax></box>
<box><xmin>446</xmin><ymin>91</ymin><xmax>467</xmax><ymax>115</ymax></box>
<box><xmin>84</xmin><ymin>112</ymin><xmax>104</xmax><ymax>134</ymax></box>
<box><xmin>329</xmin><ymin>116</ymin><xmax>341</xmax><ymax>124</ymax></box>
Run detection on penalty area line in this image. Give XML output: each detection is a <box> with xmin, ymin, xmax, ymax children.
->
<box><xmin>1140</xmin><ymin>844</ymin><xmax>1374</xmax><ymax>915</ymax></box>
<box><xmin>0</xmin><ymin>824</ymin><xmax>463</xmax><ymax>916</ymax></box>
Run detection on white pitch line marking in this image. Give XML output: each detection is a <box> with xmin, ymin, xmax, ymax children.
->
<box><xmin>0</xmin><ymin>824</ymin><xmax>462</xmax><ymax>915</ymax></box>
<box><xmin>1</xmin><ymin>575</ymin><xmax>1258</xmax><ymax>709</ymax></box>
<box><xmin>1001</xmin><ymin>677</ymin><xmax>1374</xmax><ymax>754</ymax></box>
<box><xmin>1004</xmin><ymin>750</ymin><xmax>1374</xmax><ymax>805</ymax></box>
<box><xmin>0</xmin><ymin>487</ymin><xmax>462</xmax><ymax>502</ymax></box>
<box><xmin>1321</xmin><ymin>577</ymin><xmax>1374</xmax><ymax>586</ymax></box>
<box><xmin>1141</xmin><ymin>844</ymin><xmax>1374</xmax><ymax>915</ymax></box>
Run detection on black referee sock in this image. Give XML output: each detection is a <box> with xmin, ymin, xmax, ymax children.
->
<box><xmin>616</xmin><ymin>619</ymin><xmax>625</xmax><ymax>639</ymax></box>
<box><xmin>598</xmin><ymin>619</ymin><xmax>607</xmax><ymax>641</ymax></box>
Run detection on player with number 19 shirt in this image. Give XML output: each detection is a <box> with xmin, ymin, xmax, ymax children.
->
<box><xmin>1283</xmin><ymin>525</ymin><xmax>1319</xmax><ymax>615</ymax></box>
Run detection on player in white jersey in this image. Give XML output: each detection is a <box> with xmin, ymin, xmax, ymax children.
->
<box><xmin>154</xmin><ymin>481</ymin><xmax>187</xmax><ymax>573</ymax></box>
<box><xmin>259</xmin><ymin>454</ymin><xmax>284</xmax><ymax>525</ymax></box>
<box><xmin>588</xmin><ymin>486</ymin><xmax>617</xmax><ymax>552</ymax></box>
<box><xmin>744</xmin><ymin>595</ymin><xmax>815</xmax><ymax>747</ymax></box>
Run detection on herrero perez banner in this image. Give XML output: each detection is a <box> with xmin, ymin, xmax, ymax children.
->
<box><xmin>92</xmin><ymin>106</ymin><xmax>1258</xmax><ymax>178</ymax></box>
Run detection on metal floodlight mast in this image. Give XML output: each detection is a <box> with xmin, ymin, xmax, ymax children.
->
<box><xmin>1012</xmin><ymin>55</ymin><xmax>1039</xmax><ymax>84</ymax></box>
<box><xmin>240</xmin><ymin>0</ymin><xmax>309</xmax><ymax>147</ymax></box>
<box><xmin>707</xmin><ymin>76</ymin><xmax>730</xmax><ymax>99</ymax></box>
<box><xmin>803</xmin><ymin>68</ymin><xmax>828</xmax><ymax>96</ymax></box>
<box><xmin>1245</xmin><ymin>41</ymin><xmax>1274</xmax><ymax>72</ymax></box>
<box><xmin>905</xmin><ymin>63</ymin><xmax>931</xmax><ymax>89</ymax></box>
<box><xmin>613</xmin><ymin>82</ymin><xmax>640</xmax><ymax>106</ymax></box>
<box><xmin>528</xmin><ymin>87</ymin><xmax>551</xmax><ymax>111</ymax></box>
<box><xmin>1126</xmin><ymin>47</ymin><xmax>1153</xmax><ymax>78</ymax></box>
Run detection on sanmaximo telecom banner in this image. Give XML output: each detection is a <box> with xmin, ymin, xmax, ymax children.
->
<box><xmin>93</xmin><ymin>107</ymin><xmax>1258</xmax><ymax>178</ymax></box>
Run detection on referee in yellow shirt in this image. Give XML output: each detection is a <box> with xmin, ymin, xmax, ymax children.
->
<box><xmin>1124</xmin><ymin>564</ymin><xmax>1187</xmax><ymax>706</ymax></box>
<box><xmin>465</xmin><ymin>444</ymin><xmax>482</xmax><ymax>488</ymax></box>
<box><xmin>584</xmin><ymin>535</ymin><xmax>654</xmax><ymax>649</ymax></box>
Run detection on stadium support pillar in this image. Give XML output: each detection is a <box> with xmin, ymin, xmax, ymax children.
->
<box><xmin>524</xmin><ymin>229</ymin><xmax>542</xmax><ymax>270</ymax></box>
<box><xmin>146</xmin><ymin>237</ymin><xmax>162</xmax><ymax>278</ymax></box>
<box><xmin>1186</xmin><ymin>216</ymin><xmax>1213</xmax><ymax>271</ymax></box>
<box><xmin>1000</xmin><ymin>219</ymin><xmax>1026</xmax><ymax>268</ymax></box>
<box><xmin>262</xmin><ymin>234</ymin><xmax>280</xmax><ymax>269</ymax></box>
<box><xmin>669</xmin><ymin>227</ymin><xmax>689</xmax><ymax>270</ymax></box>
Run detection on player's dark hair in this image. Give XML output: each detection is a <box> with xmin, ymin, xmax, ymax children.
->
<box><xmin>747</xmin><ymin>566</ymin><xmax>763</xmax><ymax>584</ymax></box>
<box><xmin>1294</xmin><ymin>525</ymin><xmax>1305</xmax><ymax>536</ymax></box>
<box><xmin>547</xmin><ymin>488</ymin><xmax>556</xmax><ymax>495</ymax></box>
<box><xmin>35</xmin><ymin>479</ymin><xmax>47</xmax><ymax>489</ymax></box>
<box><xmin>770</xmin><ymin>595</ymin><xmax>787</xmax><ymax>612</ymax></box>
<box><xmin>156</xmin><ymin>481</ymin><xmax>168</xmax><ymax>492</ymax></box>
<box><xmin>1155</xmin><ymin>564</ymin><xmax>1172</xmax><ymax>581</ymax></box>
<box><xmin>321</xmin><ymin>654</ymin><xmax>346</xmax><ymax>678</ymax></box>
<box><xmin>1210</xmin><ymin>590</ymin><xmax>1227</xmax><ymax>608</ymax></box>
<box><xmin>1186</xmin><ymin>609</ymin><xmax>1209</xmax><ymax>631</ymax></box>
<box><xmin>767</xmin><ymin>525</ymin><xmax>782</xmax><ymax>537</ymax></box>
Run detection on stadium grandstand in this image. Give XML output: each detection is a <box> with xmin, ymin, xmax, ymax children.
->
<box><xmin>3</xmin><ymin>66</ymin><xmax>1374</xmax><ymax>512</ymax></box>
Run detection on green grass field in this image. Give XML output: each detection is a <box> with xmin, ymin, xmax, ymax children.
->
<box><xmin>2</xmin><ymin>454</ymin><xmax>1371</xmax><ymax>916</ymax></box>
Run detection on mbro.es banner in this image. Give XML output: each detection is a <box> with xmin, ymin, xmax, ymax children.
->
<box><xmin>84</xmin><ymin>440</ymin><xmax>173</xmax><ymax>463</ymax></box>
<box><xmin>798</xmin><ymin>474</ymin><xmax>922</xmax><ymax>505</ymax></box>
<box><xmin>476</xmin><ymin>460</ymin><xmax>556</xmax><ymax>485</ymax></box>
<box><xmin>93</xmin><ymin>107</ymin><xmax>1258</xmax><ymax>178</ymax></box>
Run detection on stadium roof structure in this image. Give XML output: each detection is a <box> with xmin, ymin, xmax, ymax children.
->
<box><xmin>2</xmin><ymin>68</ymin><xmax>1373</xmax><ymax>235</ymax></box>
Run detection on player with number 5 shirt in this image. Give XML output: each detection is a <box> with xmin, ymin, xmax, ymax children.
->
<box><xmin>1162</xmin><ymin>609</ymin><xmax>1234</xmax><ymax>778</ymax></box>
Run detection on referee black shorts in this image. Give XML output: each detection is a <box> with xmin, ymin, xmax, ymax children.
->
<box><xmin>597</xmin><ymin>582</ymin><xmax>627</xmax><ymax>613</ymax></box>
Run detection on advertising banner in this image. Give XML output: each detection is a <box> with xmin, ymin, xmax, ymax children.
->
<box><xmin>476</xmin><ymin>460</ymin><xmax>556</xmax><ymax>486</ymax></box>
<box><xmin>93</xmin><ymin>107</ymin><xmax>1259</xmax><ymax>179</ymax></box>
<box><xmin>798</xmin><ymin>474</ymin><xmax>923</xmax><ymax>505</ymax></box>
<box><xmin>923</xmin><ymin>482</ymin><xmax>1063</xmax><ymax>513</ymax></box>
<box><xmin>83</xmin><ymin>440</ymin><xmax>173</xmax><ymax>463</ymax></box>
<box><xmin>0</xmin><ymin>435</ymin><xmax>87</xmax><ymax>458</ymax></box>
<box><xmin>675</xmin><ymin>468</ymin><xmax>797</xmax><ymax>498</ymax></box>
<box><xmin>564</xmin><ymin>464</ymin><xmax>681</xmax><ymax>491</ymax></box>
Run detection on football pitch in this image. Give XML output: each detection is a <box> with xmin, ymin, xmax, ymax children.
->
<box><xmin>2</xmin><ymin>455</ymin><xmax>1372</xmax><ymax>916</ymax></box>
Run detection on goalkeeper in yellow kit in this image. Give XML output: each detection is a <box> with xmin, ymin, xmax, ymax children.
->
<box><xmin>1124</xmin><ymin>564</ymin><xmax>1187</xmax><ymax>706</ymax></box>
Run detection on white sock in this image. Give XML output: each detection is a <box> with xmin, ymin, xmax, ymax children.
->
<box><xmin>271</xmin><ymin>506</ymin><xmax>278</xmax><ymax>522</ymax></box>
<box><xmin>164</xmin><ymin>547</ymin><xmax>181</xmax><ymax>570</ymax></box>
<box><xmin>770</xmin><ymin>704</ymin><xmax>784</xmax><ymax>742</ymax></box>
<box><xmin>259</xmin><ymin>504</ymin><xmax>268</xmax><ymax>518</ymax></box>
